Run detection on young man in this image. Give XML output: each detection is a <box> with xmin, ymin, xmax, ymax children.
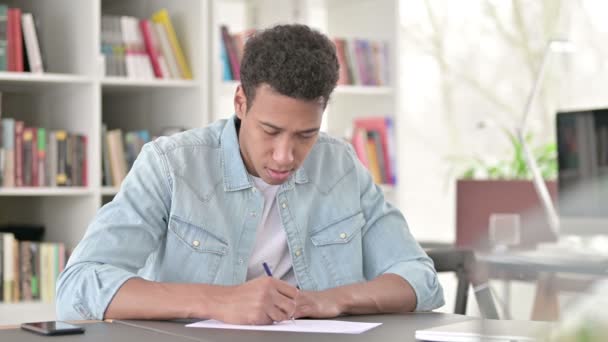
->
<box><xmin>57</xmin><ymin>24</ymin><xmax>444</xmax><ymax>324</ymax></box>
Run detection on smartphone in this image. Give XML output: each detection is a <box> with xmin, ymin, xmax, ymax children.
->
<box><xmin>20</xmin><ymin>321</ymin><xmax>85</xmax><ymax>336</ymax></box>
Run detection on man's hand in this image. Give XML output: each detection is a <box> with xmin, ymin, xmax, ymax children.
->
<box><xmin>214</xmin><ymin>277</ymin><xmax>298</xmax><ymax>325</ymax></box>
<box><xmin>293</xmin><ymin>289</ymin><xmax>343</xmax><ymax>319</ymax></box>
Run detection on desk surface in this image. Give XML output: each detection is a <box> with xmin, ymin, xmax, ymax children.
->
<box><xmin>479</xmin><ymin>250</ymin><xmax>608</xmax><ymax>276</ymax></box>
<box><xmin>0</xmin><ymin>321</ymin><xmax>196</xmax><ymax>342</ymax></box>
<box><xmin>0</xmin><ymin>313</ymin><xmax>473</xmax><ymax>342</ymax></box>
<box><xmin>117</xmin><ymin>313</ymin><xmax>473</xmax><ymax>342</ymax></box>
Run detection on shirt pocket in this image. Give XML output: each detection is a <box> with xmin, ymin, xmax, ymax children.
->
<box><xmin>310</xmin><ymin>212</ymin><xmax>366</xmax><ymax>286</ymax></box>
<box><xmin>165</xmin><ymin>214</ymin><xmax>229</xmax><ymax>283</ymax></box>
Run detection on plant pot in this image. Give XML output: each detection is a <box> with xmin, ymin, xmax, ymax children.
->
<box><xmin>456</xmin><ymin>179</ymin><xmax>558</xmax><ymax>250</ymax></box>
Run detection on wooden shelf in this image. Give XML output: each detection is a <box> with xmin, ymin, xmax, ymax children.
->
<box><xmin>0</xmin><ymin>187</ymin><xmax>94</xmax><ymax>197</ymax></box>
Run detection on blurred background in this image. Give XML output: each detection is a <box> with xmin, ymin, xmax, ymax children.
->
<box><xmin>0</xmin><ymin>0</ymin><xmax>607</xmax><ymax>329</ymax></box>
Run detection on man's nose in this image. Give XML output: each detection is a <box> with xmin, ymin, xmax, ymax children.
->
<box><xmin>272</xmin><ymin>136</ymin><xmax>295</xmax><ymax>165</ymax></box>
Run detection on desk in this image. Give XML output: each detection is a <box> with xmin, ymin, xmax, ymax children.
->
<box><xmin>0</xmin><ymin>313</ymin><xmax>473</xmax><ymax>342</ymax></box>
<box><xmin>478</xmin><ymin>249</ymin><xmax>608</xmax><ymax>320</ymax></box>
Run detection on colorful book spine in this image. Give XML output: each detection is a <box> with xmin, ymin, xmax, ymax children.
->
<box><xmin>21</xmin><ymin>13</ymin><xmax>43</xmax><ymax>73</ymax></box>
<box><xmin>37</xmin><ymin>128</ymin><xmax>45</xmax><ymax>187</ymax></box>
<box><xmin>14</xmin><ymin>120</ymin><xmax>23</xmax><ymax>186</ymax></box>
<box><xmin>140</xmin><ymin>19</ymin><xmax>164</xmax><ymax>78</ymax></box>
<box><xmin>151</xmin><ymin>9</ymin><xmax>192</xmax><ymax>79</ymax></box>
<box><xmin>220</xmin><ymin>25</ymin><xmax>240</xmax><ymax>81</ymax></box>
<box><xmin>22</xmin><ymin>127</ymin><xmax>33</xmax><ymax>186</ymax></box>
<box><xmin>1</xmin><ymin>118</ymin><xmax>14</xmax><ymax>187</ymax></box>
<box><xmin>7</xmin><ymin>8</ymin><xmax>22</xmax><ymax>72</ymax></box>
<box><xmin>55</xmin><ymin>130</ymin><xmax>67</xmax><ymax>186</ymax></box>
<box><xmin>0</xmin><ymin>5</ymin><xmax>8</xmax><ymax>71</ymax></box>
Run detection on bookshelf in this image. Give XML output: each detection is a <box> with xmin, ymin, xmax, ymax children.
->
<box><xmin>0</xmin><ymin>0</ymin><xmax>402</xmax><ymax>324</ymax></box>
<box><xmin>0</xmin><ymin>0</ymin><xmax>207</xmax><ymax>324</ymax></box>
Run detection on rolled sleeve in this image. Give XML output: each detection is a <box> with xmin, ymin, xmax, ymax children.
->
<box><xmin>56</xmin><ymin>142</ymin><xmax>172</xmax><ymax>320</ymax></box>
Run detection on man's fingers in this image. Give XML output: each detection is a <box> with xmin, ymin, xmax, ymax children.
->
<box><xmin>266</xmin><ymin>304</ymin><xmax>289</xmax><ymax>323</ymax></box>
<box><xmin>272</xmin><ymin>290</ymin><xmax>296</xmax><ymax>317</ymax></box>
<box><xmin>273</xmin><ymin>279</ymin><xmax>298</xmax><ymax>299</ymax></box>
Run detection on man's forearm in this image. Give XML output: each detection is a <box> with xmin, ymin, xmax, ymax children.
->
<box><xmin>104</xmin><ymin>278</ymin><xmax>227</xmax><ymax>320</ymax></box>
<box><xmin>332</xmin><ymin>273</ymin><xmax>417</xmax><ymax>315</ymax></box>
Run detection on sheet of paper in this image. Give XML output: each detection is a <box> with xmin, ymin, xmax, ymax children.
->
<box><xmin>186</xmin><ymin>319</ymin><xmax>382</xmax><ymax>334</ymax></box>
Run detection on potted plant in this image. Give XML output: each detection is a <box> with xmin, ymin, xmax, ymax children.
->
<box><xmin>455</xmin><ymin>129</ymin><xmax>558</xmax><ymax>250</ymax></box>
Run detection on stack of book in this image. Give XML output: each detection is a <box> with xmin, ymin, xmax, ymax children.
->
<box><xmin>101</xmin><ymin>125</ymin><xmax>150</xmax><ymax>187</ymax></box>
<box><xmin>101</xmin><ymin>125</ymin><xmax>187</xmax><ymax>188</ymax></box>
<box><xmin>101</xmin><ymin>8</ymin><xmax>191</xmax><ymax>79</ymax></box>
<box><xmin>351</xmin><ymin>116</ymin><xmax>397</xmax><ymax>185</ymax></box>
<box><xmin>219</xmin><ymin>25</ymin><xmax>256</xmax><ymax>81</ymax></box>
<box><xmin>0</xmin><ymin>5</ymin><xmax>44</xmax><ymax>73</ymax></box>
<box><xmin>0</xmin><ymin>118</ymin><xmax>87</xmax><ymax>188</ymax></box>
<box><xmin>333</xmin><ymin>38</ymin><xmax>390</xmax><ymax>86</ymax></box>
<box><xmin>0</xmin><ymin>232</ymin><xmax>67</xmax><ymax>303</ymax></box>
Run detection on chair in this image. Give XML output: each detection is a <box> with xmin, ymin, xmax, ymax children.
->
<box><xmin>422</xmin><ymin>242</ymin><xmax>500</xmax><ymax>319</ymax></box>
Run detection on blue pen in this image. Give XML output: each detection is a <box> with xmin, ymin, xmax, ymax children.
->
<box><xmin>262</xmin><ymin>262</ymin><xmax>296</xmax><ymax>324</ymax></box>
<box><xmin>263</xmin><ymin>262</ymin><xmax>273</xmax><ymax>277</ymax></box>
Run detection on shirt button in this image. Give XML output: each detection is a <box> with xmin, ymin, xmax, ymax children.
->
<box><xmin>295</xmin><ymin>249</ymin><xmax>302</xmax><ymax>257</ymax></box>
<box><xmin>340</xmin><ymin>233</ymin><xmax>347</xmax><ymax>239</ymax></box>
<box><xmin>250</xmin><ymin>211</ymin><xmax>257</xmax><ymax>217</ymax></box>
<box><xmin>192</xmin><ymin>240</ymin><xmax>200</xmax><ymax>247</ymax></box>
<box><xmin>252</xmin><ymin>188</ymin><xmax>257</xmax><ymax>193</ymax></box>
<box><xmin>238</xmin><ymin>258</ymin><xmax>244</xmax><ymax>265</ymax></box>
<box><xmin>281</xmin><ymin>202</ymin><xmax>287</xmax><ymax>209</ymax></box>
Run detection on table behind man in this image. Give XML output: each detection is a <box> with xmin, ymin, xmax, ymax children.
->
<box><xmin>56</xmin><ymin>24</ymin><xmax>444</xmax><ymax>323</ymax></box>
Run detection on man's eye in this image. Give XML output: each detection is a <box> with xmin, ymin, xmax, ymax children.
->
<box><xmin>300</xmin><ymin>133</ymin><xmax>317</xmax><ymax>139</ymax></box>
<box><xmin>265</xmin><ymin>130</ymin><xmax>279</xmax><ymax>136</ymax></box>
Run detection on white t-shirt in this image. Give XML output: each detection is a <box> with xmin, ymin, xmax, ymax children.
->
<box><xmin>245</xmin><ymin>176</ymin><xmax>297</xmax><ymax>285</ymax></box>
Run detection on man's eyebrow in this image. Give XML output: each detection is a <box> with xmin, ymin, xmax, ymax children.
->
<box><xmin>259</xmin><ymin>121</ymin><xmax>319</xmax><ymax>134</ymax></box>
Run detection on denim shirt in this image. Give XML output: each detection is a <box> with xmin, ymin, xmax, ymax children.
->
<box><xmin>56</xmin><ymin>116</ymin><xmax>444</xmax><ymax>320</ymax></box>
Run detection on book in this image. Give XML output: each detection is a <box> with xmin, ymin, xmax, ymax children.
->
<box><xmin>55</xmin><ymin>130</ymin><xmax>68</xmax><ymax>186</ymax></box>
<box><xmin>21</xmin><ymin>13</ymin><xmax>43</xmax><ymax>73</ymax></box>
<box><xmin>220</xmin><ymin>25</ymin><xmax>240</xmax><ymax>81</ymax></box>
<box><xmin>1</xmin><ymin>118</ymin><xmax>14</xmax><ymax>187</ymax></box>
<box><xmin>368</xmin><ymin>130</ymin><xmax>387</xmax><ymax>183</ymax></box>
<box><xmin>3</xmin><ymin>232</ymin><xmax>15</xmax><ymax>302</ymax></box>
<box><xmin>14</xmin><ymin>120</ymin><xmax>23</xmax><ymax>186</ymax></box>
<box><xmin>0</xmin><ymin>5</ymin><xmax>7</xmax><ymax>71</ymax></box>
<box><xmin>7</xmin><ymin>8</ymin><xmax>22</xmax><ymax>72</ymax></box>
<box><xmin>333</xmin><ymin>38</ymin><xmax>350</xmax><ymax>85</ymax></box>
<box><xmin>351</xmin><ymin>128</ymin><xmax>369</xmax><ymax>168</ymax></box>
<box><xmin>22</xmin><ymin>127</ymin><xmax>34</xmax><ymax>186</ymax></box>
<box><xmin>353</xmin><ymin>117</ymin><xmax>397</xmax><ymax>184</ymax></box>
<box><xmin>365</xmin><ymin>133</ymin><xmax>383</xmax><ymax>184</ymax></box>
<box><xmin>151</xmin><ymin>9</ymin><xmax>192</xmax><ymax>79</ymax></box>
<box><xmin>107</xmin><ymin>129</ymin><xmax>127</xmax><ymax>187</ymax></box>
<box><xmin>101</xmin><ymin>124</ymin><xmax>112</xmax><ymax>187</ymax></box>
<box><xmin>47</xmin><ymin>130</ymin><xmax>57</xmax><ymax>187</ymax></box>
<box><xmin>153</xmin><ymin>21</ymin><xmax>180</xmax><ymax>79</ymax></box>
<box><xmin>37</xmin><ymin>128</ymin><xmax>46</xmax><ymax>187</ymax></box>
<box><xmin>219</xmin><ymin>33</ymin><xmax>232</xmax><ymax>81</ymax></box>
<box><xmin>140</xmin><ymin>19</ymin><xmax>164</xmax><ymax>78</ymax></box>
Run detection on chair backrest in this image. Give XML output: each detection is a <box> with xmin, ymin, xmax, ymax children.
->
<box><xmin>422</xmin><ymin>243</ymin><xmax>499</xmax><ymax>319</ymax></box>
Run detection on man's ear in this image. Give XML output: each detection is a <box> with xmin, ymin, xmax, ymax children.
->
<box><xmin>234</xmin><ymin>85</ymin><xmax>247</xmax><ymax>119</ymax></box>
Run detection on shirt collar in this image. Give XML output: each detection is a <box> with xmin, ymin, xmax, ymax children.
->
<box><xmin>220</xmin><ymin>115</ymin><xmax>309</xmax><ymax>192</ymax></box>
